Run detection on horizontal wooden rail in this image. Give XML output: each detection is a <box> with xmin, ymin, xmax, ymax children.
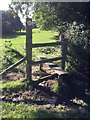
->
<box><xmin>0</xmin><ymin>57</ymin><xmax>26</xmax><ymax>76</ymax></box>
<box><xmin>32</xmin><ymin>57</ymin><xmax>62</xmax><ymax>65</ymax></box>
<box><xmin>32</xmin><ymin>42</ymin><xmax>63</xmax><ymax>48</ymax></box>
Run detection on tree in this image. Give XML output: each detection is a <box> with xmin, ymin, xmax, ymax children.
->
<box><xmin>9</xmin><ymin>2</ymin><xmax>33</xmax><ymax>21</ymax></box>
<box><xmin>14</xmin><ymin>15</ymin><xmax>24</xmax><ymax>32</ymax></box>
<box><xmin>66</xmin><ymin>22</ymin><xmax>89</xmax><ymax>74</ymax></box>
<box><xmin>34</xmin><ymin>3</ymin><xmax>57</xmax><ymax>30</ymax></box>
<box><xmin>34</xmin><ymin>2</ymin><xmax>89</xmax><ymax>30</ymax></box>
<box><xmin>2</xmin><ymin>10</ymin><xmax>24</xmax><ymax>35</ymax></box>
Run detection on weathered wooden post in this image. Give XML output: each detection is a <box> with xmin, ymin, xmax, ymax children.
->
<box><xmin>26</xmin><ymin>18</ymin><xmax>32</xmax><ymax>81</ymax></box>
<box><xmin>61</xmin><ymin>34</ymin><xmax>67</xmax><ymax>70</ymax></box>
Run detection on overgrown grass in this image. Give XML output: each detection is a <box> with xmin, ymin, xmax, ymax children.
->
<box><xmin>1</xmin><ymin>102</ymin><xmax>57</xmax><ymax>119</ymax></box>
<box><xmin>0</xmin><ymin>29</ymin><xmax>90</xmax><ymax>119</ymax></box>
<box><xmin>1</xmin><ymin>101</ymin><xmax>89</xmax><ymax>119</ymax></box>
<box><xmin>51</xmin><ymin>80</ymin><xmax>60</xmax><ymax>94</ymax></box>
<box><xmin>0</xmin><ymin>80</ymin><xmax>25</xmax><ymax>92</ymax></box>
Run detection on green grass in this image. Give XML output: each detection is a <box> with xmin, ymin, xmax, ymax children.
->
<box><xmin>1</xmin><ymin>101</ymin><xmax>89</xmax><ymax>119</ymax></box>
<box><xmin>1</xmin><ymin>102</ymin><xmax>57</xmax><ymax>119</ymax></box>
<box><xmin>0</xmin><ymin>80</ymin><xmax>25</xmax><ymax>91</ymax></box>
<box><xmin>51</xmin><ymin>80</ymin><xmax>60</xmax><ymax>94</ymax></box>
<box><xmin>32</xmin><ymin>28</ymin><xmax>58</xmax><ymax>43</ymax></box>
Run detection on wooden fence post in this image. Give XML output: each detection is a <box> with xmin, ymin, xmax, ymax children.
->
<box><xmin>26</xmin><ymin>18</ymin><xmax>32</xmax><ymax>81</ymax></box>
<box><xmin>61</xmin><ymin>35</ymin><xmax>67</xmax><ymax>70</ymax></box>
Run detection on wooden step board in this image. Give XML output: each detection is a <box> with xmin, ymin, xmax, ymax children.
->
<box><xmin>37</xmin><ymin>56</ymin><xmax>57</xmax><ymax>68</ymax></box>
<box><xmin>37</xmin><ymin>56</ymin><xmax>68</xmax><ymax>76</ymax></box>
<box><xmin>52</xmin><ymin>68</ymin><xmax>68</xmax><ymax>75</ymax></box>
<box><xmin>37</xmin><ymin>56</ymin><xmax>47</xmax><ymax>61</ymax></box>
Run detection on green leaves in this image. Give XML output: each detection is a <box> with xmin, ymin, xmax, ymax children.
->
<box><xmin>2</xmin><ymin>41</ymin><xmax>24</xmax><ymax>69</ymax></box>
<box><xmin>66</xmin><ymin>22</ymin><xmax>89</xmax><ymax>73</ymax></box>
<box><xmin>34</xmin><ymin>2</ymin><xmax>89</xmax><ymax>31</ymax></box>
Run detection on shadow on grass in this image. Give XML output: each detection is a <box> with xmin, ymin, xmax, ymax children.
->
<box><xmin>1</xmin><ymin>100</ymin><xmax>89</xmax><ymax>119</ymax></box>
<box><xmin>31</xmin><ymin>108</ymin><xmax>58</xmax><ymax>119</ymax></box>
<box><xmin>17</xmin><ymin>32</ymin><xmax>26</xmax><ymax>36</ymax></box>
<box><xmin>2</xmin><ymin>31</ymin><xmax>26</xmax><ymax>39</ymax></box>
<box><xmin>1</xmin><ymin>81</ymin><xmax>90</xmax><ymax>119</ymax></box>
<box><xmin>2</xmin><ymin>34</ymin><xmax>17</xmax><ymax>39</ymax></box>
<box><xmin>1</xmin><ymin>101</ymin><xmax>59</xmax><ymax>119</ymax></box>
<box><xmin>57</xmin><ymin>72</ymin><xmax>89</xmax><ymax>107</ymax></box>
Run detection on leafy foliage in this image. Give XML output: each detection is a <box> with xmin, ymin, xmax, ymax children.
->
<box><xmin>9</xmin><ymin>2</ymin><xmax>33</xmax><ymax>20</ymax></box>
<box><xmin>66</xmin><ymin>22</ymin><xmax>89</xmax><ymax>73</ymax></box>
<box><xmin>2</xmin><ymin>40</ymin><xmax>24</xmax><ymax>69</ymax></box>
<box><xmin>34</xmin><ymin>2</ymin><xmax>89</xmax><ymax>30</ymax></box>
<box><xmin>39</xmin><ymin>46</ymin><xmax>59</xmax><ymax>55</ymax></box>
<box><xmin>2</xmin><ymin>10</ymin><xmax>24</xmax><ymax>35</ymax></box>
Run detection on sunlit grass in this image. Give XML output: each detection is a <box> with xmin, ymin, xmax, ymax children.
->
<box><xmin>51</xmin><ymin>80</ymin><xmax>60</xmax><ymax>94</ymax></box>
<box><xmin>1</xmin><ymin>102</ymin><xmax>57</xmax><ymax>119</ymax></box>
<box><xmin>33</xmin><ymin>28</ymin><xmax>57</xmax><ymax>43</ymax></box>
<box><xmin>1</xmin><ymin>101</ymin><xmax>89</xmax><ymax>119</ymax></box>
<box><xmin>0</xmin><ymin>80</ymin><xmax>25</xmax><ymax>91</ymax></box>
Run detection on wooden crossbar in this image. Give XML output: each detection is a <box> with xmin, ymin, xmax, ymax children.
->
<box><xmin>32</xmin><ymin>57</ymin><xmax>62</xmax><ymax>65</ymax></box>
<box><xmin>32</xmin><ymin>42</ymin><xmax>63</xmax><ymax>48</ymax></box>
<box><xmin>0</xmin><ymin>57</ymin><xmax>26</xmax><ymax>76</ymax></box>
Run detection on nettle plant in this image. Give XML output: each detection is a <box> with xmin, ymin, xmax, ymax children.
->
<box><xmin>3</xmin><ymin>41</ymin><xmax>24</xmax><ymax>69</ymax></box>
<box><xmin>39</xmin><ymin>46</ymin><xmax>56</xmax><ymax>54</ymax></box>
<box><xmin>65</xmin><ymin>22</ymin><xmax>89</xmax><ymax>73</ymax></box>
<box><xmin>2</xmin><ymin>41</ymin><xmax>13</xmax><ymax>68</ymax></box>
<box><xmin>38</xmin><ymin>46</ymin><xmax>61</xmax><ymax>56</ymax></box>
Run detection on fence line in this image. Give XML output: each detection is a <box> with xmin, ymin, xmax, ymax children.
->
<box><xmin>32</xmin><ymin>42</ymin><xmax>63</xmax><ymax>48</ymax></box>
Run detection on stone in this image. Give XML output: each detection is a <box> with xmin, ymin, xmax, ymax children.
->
<box><xmin>0</xmin><ymin>96</ymin><xmax>6</xmax><ymax>101</ymax></box>
<box><xmin>48</xmin><ymin>97</ymin><xmax>57</xmax><ymax>104</ymax></box>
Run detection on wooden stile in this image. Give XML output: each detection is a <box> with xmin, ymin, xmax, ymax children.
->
<box><xmin>0</xmin><ymin>18</ymin><xmax>68</xmax><ymax>81</ymax></box>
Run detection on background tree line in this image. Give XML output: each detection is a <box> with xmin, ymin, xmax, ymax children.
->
<box><xmin>1</xmin><ymin>10</ymin><xmax>24</xmax><ymax>35</ymax></box>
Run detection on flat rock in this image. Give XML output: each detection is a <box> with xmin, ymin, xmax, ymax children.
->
<box><xmin>0</xmin><ymin>96</ymin><xmax>6</xmax><ymax>101</ymax></box>
<box><xmin>48</xmin><ymin>97</ymin><xmax>57</xmax><ymax>104</ymax></box>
